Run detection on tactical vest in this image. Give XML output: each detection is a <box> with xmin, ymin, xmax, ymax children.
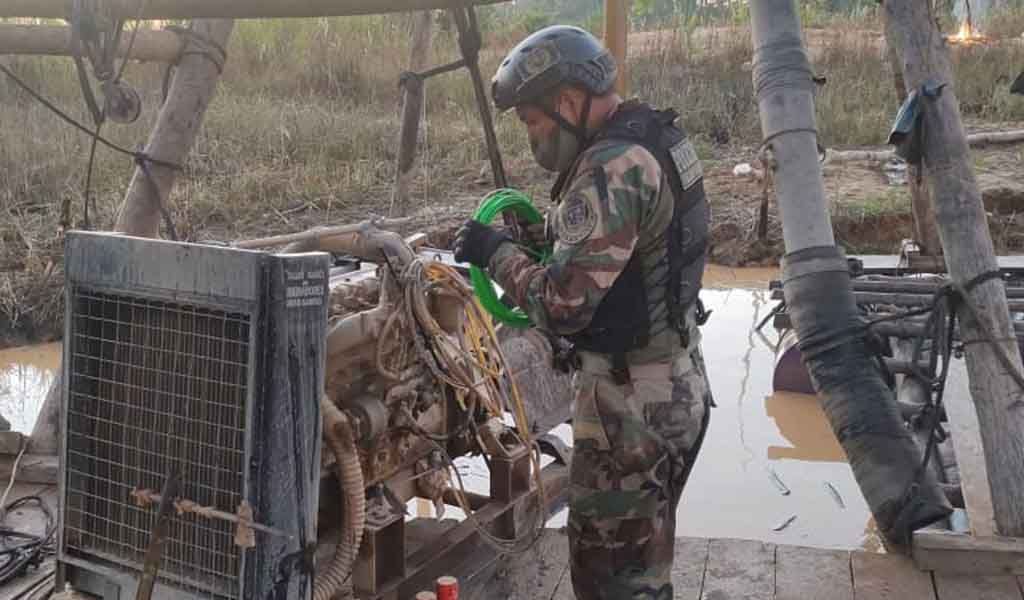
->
<box><xmin>554</xmin><ymin>101</ymin><xmax>710</xmax><ymax>382</ymax></box>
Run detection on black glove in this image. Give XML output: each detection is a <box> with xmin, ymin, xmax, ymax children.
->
<box><xmin>453</xmin><ymin>220</ymin><xmax>511</xmax><ymax>269</ymax></box>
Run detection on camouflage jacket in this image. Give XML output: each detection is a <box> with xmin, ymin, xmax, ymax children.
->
<box><xmin>487</xmin><ymin>136</ymin><xmax>699</xmax><ymax>364</ymax></box>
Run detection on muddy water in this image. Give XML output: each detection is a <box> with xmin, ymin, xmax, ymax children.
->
<box><xmin>449</xmin><ymin>265</ymin><xmax>883</xmax><ymax>551</ymax></box>
<box><xmin>0</xmin><ymin>267</ymin><xmax>881</xmax><ymax>550</ymax></box>
<box><xmin>682</xmin><ymin>266</ymin><xmax>881</xmax><ymax>551</ymax></box>
<box><xmin>0</xmin><ymin>342</ymin><xmax>60</xmax><ymax>434</ymax></box>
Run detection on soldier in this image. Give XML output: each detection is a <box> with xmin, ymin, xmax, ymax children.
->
<box><xmin>454</xmin><ymin>25</ymin><xmax>714</xmax><ymax>599</ymax></box>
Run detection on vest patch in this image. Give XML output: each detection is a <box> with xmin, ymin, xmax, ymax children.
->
<box><xmin>670</xmin><ymin>138</ymin><xmax>702</xmax><ymax>190</ymax></box>
<box><xmin>558</xmin><ymin>192</ymin><xmax>597</xmax><ymax>245</ymax></box>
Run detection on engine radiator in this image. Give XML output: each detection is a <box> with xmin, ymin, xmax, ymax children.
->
<box><xmin>57</xmin><ymin>231</ymin><xmax>328</xmax><ymax>600</ymax></box>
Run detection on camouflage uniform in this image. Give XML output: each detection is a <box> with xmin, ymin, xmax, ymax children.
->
<box><xmin>488</xmin><ymin>136</ymin><xmax>713</xmax><ymax>599</ymax></box>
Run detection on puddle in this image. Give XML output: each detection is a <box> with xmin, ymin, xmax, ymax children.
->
<box><xmin>443</xmin><ymin>265</ymin><xmax>882</xmax><ymax>552</ymax></box>
<box><xmin>0</xmin><ymin>342</ymin><xmax>61</xmax><ymax>434</ymax></box>
<box><xmin>677</xmin><ymin>267</ymin><xmax>880</xmax><ymax>551</ymax></box>
<box><xmin>2</xmin><ymin>267</ymin><xmax>881</xmax><ymax>551</ymax></box>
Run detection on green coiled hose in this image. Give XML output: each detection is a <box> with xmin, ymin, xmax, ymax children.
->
<box><xmin>469</xmin><ymin>189</ymin><xmax>551</xmax><ymax>328</ymax></box>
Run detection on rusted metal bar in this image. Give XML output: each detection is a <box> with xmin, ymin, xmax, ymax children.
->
<box><xmin>371</xmin><ymin>462</ymin><xmax>570</xmax><ymax>600</ymax></box>
<box><xmin>0</xmin><ymin>0</ymin><xmax>509</xmax><ymax>20</ymax></box>
<box><xmin>131</xmin><ymin>488</ymin><xmax>293</xmax><ymax>541</ymax></box>
<box><xmin>135</xmin><ymin>471</ymin><xmax>179</xmax><ymax>600</ymax></box>
<box><xmin>0</xmin><ymin>24</ymin><xmax>182</xmax><ymax>62</ymax></box>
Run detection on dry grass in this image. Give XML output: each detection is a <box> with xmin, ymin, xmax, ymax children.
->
<box><xmin>2</xmin><ymin>10</ymin><xmax>1024</xmax><ymax>344</ymax></box>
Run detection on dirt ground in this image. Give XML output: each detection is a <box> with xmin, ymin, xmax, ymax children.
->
<box><xmin>2</xmin><ymin>128</ymin><xmax>1023</xmax><ymax>349</ymax></box>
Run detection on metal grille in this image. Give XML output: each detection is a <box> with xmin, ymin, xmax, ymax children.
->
<box><xmin>64</xmin><ymin>289</ymin><xmax>251</xmax><ymax>598</ymax></box>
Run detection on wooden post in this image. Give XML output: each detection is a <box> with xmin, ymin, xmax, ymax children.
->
<box><xmin>114</xmin><ymin>19</ymin><xmax>234</xmax><ymax>237</ymax></box>
<box><xmin>750</xmin><ymin>0</ymin><xmax>951</xmax><ymax>550</ymax></box>
<box><xmin>451</xmin><ymin>7</ymin><xmax>507</xmax><ymax>191</ymax></box>
<box><xmin>390</xmin><ymin>11</ymin><xmax>435</xmax><ymax>217</ymax></box>
<box><xmin>884</xmin><ymin>0</ymin><xmax>1024</xmax><ymax>537</ymax></box>
<box><xmin>0</xmin><ymin>0</ymin><xmax>509</xmax><ymax>19</ymax></box>
<box><xmin>604</xmin><ymin>0</ymin><xmax>630</xmax><ymax>96</ymax></box>
<box><xmin>29</xmin><ymin>19</ymin><xmax>234</xmax><ymax>455</ymax></box>
<box><xmin>881</xmin><ymin>10</ymin><xmax>943</xmax><ymax>258</ymax></box>
<box><xmin>0</xmin><ymin>24</ymin><xmax>183</xmax><ymax>61</ymax></box>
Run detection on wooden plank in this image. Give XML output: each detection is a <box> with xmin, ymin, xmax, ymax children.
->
<box><xmin>914</xmin><ymin>530</ymin><xmax>1024</xmax><ymax>575</ymax></box>
<box><xmin>605</xmin><ymin>0</ymin><xmax>630</xmax><ymax>96</ymax></box>
<box><xmin>701</xmin><ymin>538</ymin><xmax>775</xmax><ymax>600</ymax></box>
<box><xmin>775</xmin><ymin>545</ymin><xmax>853</xmax><ymax>600</ymax></box>
<box><xmin>933</xmin><ymin>572</ymin><xmax>1023</xmax><ymax>600</ymax></box>
<box><xmin>0</xmin><ymin>454</ymin><xmax>58</xmax><ymax>485</ymax></box>
<box><xmin>0</xmin><ymin>431</ymin><xmax>25</xmax><ymax>455</ymax></box>
<box><xmin>673</xmin><ymin>537</ymin><xmax>710</xmax><ymax>600</ymax></box>
<box><xmin>466</xmin><ymin>529</ymin><xmax>569</xmax><ymax>600</ymax></box>
<box><xmin>852</xmin><ymin>550</ymin><xmax>937</xmax><ymax>600</ymax></box>
<box><xmin>943</xmin><ymin>359</ymin><xmax>998</xmax><ymax>536</ymax></box>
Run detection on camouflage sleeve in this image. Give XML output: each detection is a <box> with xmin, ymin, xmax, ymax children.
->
<box><xmin>487</xmin><ymin>144</ymin><xmax>661</xmax><ymax>335</ymax></box>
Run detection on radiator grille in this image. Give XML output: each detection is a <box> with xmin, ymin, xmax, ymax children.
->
<box><xmin>64</xmin><ymin>289</ymin><xmax>252</xmax><ymax>598</ymax></box>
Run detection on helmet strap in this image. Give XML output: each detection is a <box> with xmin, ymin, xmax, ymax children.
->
<box><xmin>539</xmin><ymin>92</ymin><xmax>593</xmax><ymax>145</ymax></box>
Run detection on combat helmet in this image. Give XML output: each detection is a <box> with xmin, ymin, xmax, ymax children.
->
<box><xmin>491</xmin><ymin>25</ymin><xmax>617</xmax><ymax>113</ymax></box>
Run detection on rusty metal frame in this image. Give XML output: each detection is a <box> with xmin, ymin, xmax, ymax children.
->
<box><xmin>353</xmin><ymin>459</ymin><xmax>570</xmax><ymax>600</ymax></box>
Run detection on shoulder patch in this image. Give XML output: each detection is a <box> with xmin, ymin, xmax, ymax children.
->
<box><xmin>557</xmin><ymin>191</ymin><xmax>597</xmax><ymax>245</ymax></box>
<box><xmin>670</xmin><ymin>138</ymin><xmax>703</xmax><ymax>189</ymax></box>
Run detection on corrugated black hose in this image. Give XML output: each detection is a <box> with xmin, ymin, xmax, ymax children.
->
<box><xmin>782</xmin><ymin>246</ymin><xmax>952</xmax><ymax>550</ymax></box>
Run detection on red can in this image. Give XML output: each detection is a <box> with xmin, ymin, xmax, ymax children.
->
<box><xmin>436</xmin><ymin>576</ymin><xmax>458</xmax><ymax>600</ymax></box>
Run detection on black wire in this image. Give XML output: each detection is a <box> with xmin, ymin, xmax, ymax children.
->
<box><xmin>0</xmin><ymin>496</ymin><xmax>56</xmax><ymax>588</ymax></box>
<box><xmin>0</xmin><ymin>63</ymin><xmax>181</xmax><ymax>171</ymax></box>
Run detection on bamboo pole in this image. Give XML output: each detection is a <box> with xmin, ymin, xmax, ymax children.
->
<box><xmin>0</xmin><ymin>0</ymin><xmax>508</xmax><ymax>20</ymax></box>
<box><xmin>750</xmin><ymin>0</ymin><xmax>950</xmax><ymax>550</ymax></box>
<box><xmin>604</xmin><ymin>0</ymin><xmax>630</xmax><ymax>96</ymax></box>
<box><xmin>390</xmin><ymin>11</ymin><xmax>435</xmax><ymax>217</ymax></box>
<box><xmin>28</xmin><ymin>19</ymin><xmax>235</xmax><ymax>456</ymax></box>
<box><xmin>885</xmin><ymin>0</ymin><xmax>1024</xmax><ymax>537</ymax></box>
<box><xmin>0</xmin><ymin>24</ymin><xmax>183</xmax><ymax>61</ymax></box>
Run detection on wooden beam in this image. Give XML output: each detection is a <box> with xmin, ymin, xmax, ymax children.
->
<box><xmin>886</xmin><ymin>0</ymin><xmax>1024</xmax><ymax>537</ymax></box>
<box><xmin>943</xmin><ymin>358</ymin><xmax>999</xmax><ymax>536</ymax></box>
<box><xmin>114</xmin><ymin>19</ymin><xmax>234</xmax><ymax>237</ymax></box>
<box><xmin>0</xmin><ymin>0</ymin><xmax>509</xmax><ymax>20</ymax></box>
<box><xmin>825</xmin><ymin>130</ymin><xmax>1024</xmax><ymax>164</ymax></box>
<box><xmin>390</xmin><ymin>10</ymin><xmax>435</xmax><ymax>217</ymax></box>
<box><xmin>604</xmin><ymin>0</ymin><xmax>630</xmax><ymax>96</ymax></box>
<box><xmin>0</xmin><ymin>24</ymin><xmax>182</xmax><ymax>62</ymax></box>
<box><xmin>913</xmin><ymin>529</ymin><xmax>1024</xmax><ymax>575</ymax></box>
<box><xmin>30</xmin><ymin>20</ymin><xmax>235</xmax><ymax>456</ymax></box>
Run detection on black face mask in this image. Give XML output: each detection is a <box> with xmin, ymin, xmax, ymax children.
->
<box><xmin>530</xmin><ymin>93</ymin><xmax>593</xmax><ymax>173</ymax></box>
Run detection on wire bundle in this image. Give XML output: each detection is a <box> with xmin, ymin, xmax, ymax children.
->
<box><xmin>1</xmin><ymin>496</ymin><xmax>57</xmax><ymax>597</ymax></box>
<box><xmin>382</xmin><ymin>255</ymin><xmax>547</xmax><ymax>553</ymax></box>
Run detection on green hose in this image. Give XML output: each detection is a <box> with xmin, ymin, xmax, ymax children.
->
<box><xmin>469</xmin><ymin>189</ymin><xmax>551</xmax><ymax>328</ymax></box>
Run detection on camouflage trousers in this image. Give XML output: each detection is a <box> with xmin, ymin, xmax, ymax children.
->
<box><xmin>567</xmin><ymin>346</ymin><xmax>712</xmax><ymax>600</ymax></box>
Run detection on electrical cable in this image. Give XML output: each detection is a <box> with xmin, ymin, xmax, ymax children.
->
<box><xmin>469</xmin><ymin>189</ymin><xmax>551</xmax><ymax>328</ymax></box>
